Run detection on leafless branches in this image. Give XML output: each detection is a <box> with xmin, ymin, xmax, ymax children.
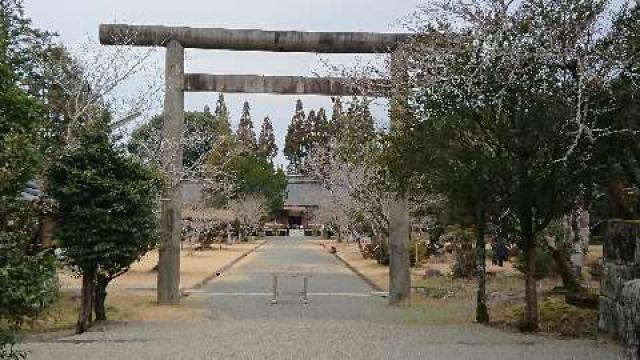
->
<box><xmin>229</xmin><ymin>194</ymin><xmax>269</xmax><ymax>229</ymax></box>
<box><xmin>46</xmin><ymin>29</ymin><xmax>162</xmax><ymax>149</ymax></box>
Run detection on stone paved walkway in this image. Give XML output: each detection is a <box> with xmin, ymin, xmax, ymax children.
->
<box><xmin>24</xmin><ymin>237</ymin><xmax>623</xmax><ymax>359</ymax></box>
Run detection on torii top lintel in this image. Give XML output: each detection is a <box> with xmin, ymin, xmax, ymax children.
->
<box><xmin>99</xmin><ymin>24</ymin><xmax>410</xmax><ymax>53</ymax></box>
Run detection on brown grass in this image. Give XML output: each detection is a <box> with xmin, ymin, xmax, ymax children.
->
<box><xmin>23</xmin><ymin>240</ymin><xmax>265</xmax><ymax>335</ymax></box>
<box><xmin>321</xmin><ymin>239</ymin><xmax>600</xmax><ymax>338</ymax></box>
<box><xmin>58</xmin><ymin>240</ymin><xmax>265</xmax><ymax>290</ymax></box>
<box><xmin>15</xmin><ymin>291</ymin><xmax>205</xmax><ymax>334</ymax></box>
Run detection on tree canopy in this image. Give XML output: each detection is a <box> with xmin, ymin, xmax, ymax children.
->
<box><xmin>49</xmin><ymin>116</ymin><xmax>160</xmax><ymax>332</ymax></box>
<box><xmin>0</xmin><ymin>2</ymin><xmax>57</xmax><ymax>353</ymax></box>
<box><xmin>387</xmin><ymin>0</ymin><xmax>635</xmax><ymax>330</ymax></box>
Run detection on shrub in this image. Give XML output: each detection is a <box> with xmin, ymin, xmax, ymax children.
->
<box><xmin>442</xmin><ymin>226</ymin><xmax>475</xmax><ymax>278</ymax></box>
<box><xmin>452</xmin><ymin>245</ymin><xmax>476</xmax><ymax>278</ymax></box>
<box><xmin>514</xmin><ymin>247</ymin><xmax>556</xmax><ymax>279</ymax></box>
<box><xmin>0</xmin><ymin>199</ymin><xmax>58</xmax><ymax>359</ymax></box>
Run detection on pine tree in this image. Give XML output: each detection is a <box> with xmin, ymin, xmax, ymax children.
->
<box><xmin>236</xmin><ymin>101</ymin><xmax>257</xmax><ymax>154</ymax></box>
<box><xmin>258</xmin><ymin>115</ymin><xmax>278</xmax><ymax>160</ymax></box>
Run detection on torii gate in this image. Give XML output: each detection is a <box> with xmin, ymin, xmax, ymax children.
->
<box><xmin>99</xmin><ymin>24</ymin><xmax>412</xmax><ymax>305</ymax></box>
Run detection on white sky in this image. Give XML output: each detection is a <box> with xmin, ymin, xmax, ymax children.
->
<box><xmin>23</xmin><ymin>0</ymin><xmax>421</xmax><ymax>166</ymax></box>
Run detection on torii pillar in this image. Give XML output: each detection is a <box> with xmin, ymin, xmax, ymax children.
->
<box><xmin>157</xmin><ymin>40</ymin><xmax>184</xmax><ymax>304</ymax></box>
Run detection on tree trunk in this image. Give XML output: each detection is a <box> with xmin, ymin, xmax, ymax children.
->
<box><xmin>94</xmin><ymin>274</ymin><xmax>109</xmax><ymax>322</ymax></box>
<box><xmin>547</xmin><ymin>211</ymin><xmax>587</xmax><ymax>296</ymax></box>
<box><xmin>549</xmin><ymin>244</ymin><xmax>585</xmax><ymax>294</ymax></box>
<box><xmin>475</xmin><ymin>206</ymin><xmax>489</xmax><ymax>324</ymax></box>
<box><xmin>520</xmin><ymin>213</ymin><xmax>538</xmax><ymax>332</ymax></box>
<box><xmin>518</xmin><ymin>207</ymin><xmax>538</xmax><ymax>332</ymax></box>
<box><xmin>523</xmin><ymin>242</ymin><xmax>538</xmax><ymax>331</ymax></box>
<box><xmin>77</xmin><ymin>267</ymin><xmax>97</xmax><ymax>334</ymax></box>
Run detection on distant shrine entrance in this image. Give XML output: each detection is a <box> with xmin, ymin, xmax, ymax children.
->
<box><xmin>99</xmin><ymin>23</ymin><xmax>412</xmax><ymax>305</ymax></box>
<box><xmin>277</xmin><ymin>175</ymin><xmax>328</xmax><ymax>228</ymax></box>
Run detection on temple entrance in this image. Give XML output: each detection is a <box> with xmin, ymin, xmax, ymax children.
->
<box><xmin>288</xmin><ymin>214</ymin><xmax>302</xmax><ymax>228</ymax></box>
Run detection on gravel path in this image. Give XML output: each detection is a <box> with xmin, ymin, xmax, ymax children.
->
<box><xmin>24</xmin><ymin>237</ymin><xmax>623</xmax><ymax>359</ymax></box>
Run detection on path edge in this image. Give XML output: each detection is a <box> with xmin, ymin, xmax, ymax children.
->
<box><xmin>187</xmin><ymin>239</ymin><xmax>268</xmax><ymax>292</ymax></box>
<box><xmin>318</xmin><ymin>241</ymin><xmax>384</xmax><ymax>292</ymax></box>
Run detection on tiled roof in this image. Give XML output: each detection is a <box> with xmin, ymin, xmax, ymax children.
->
<box><xmin>283</xmin><ymin>176</ymin><xmax>328</xmax><ymax>207</ymax></box>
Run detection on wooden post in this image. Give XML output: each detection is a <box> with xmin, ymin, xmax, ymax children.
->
<box><xmin>157</xmin><ymin>40</ymin><xmax>184</xmax><ymax>305</ymax></box>
<box><xmin>388</xmin><ymin>48</ymin><xmax>411</xmax><ymax>305</ymax></box>
<box><xmin>388</xmin><ymin>195</ymin><xmax>411</xmax><ymax>305</ymax></box>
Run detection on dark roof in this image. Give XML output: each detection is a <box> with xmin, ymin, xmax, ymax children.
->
<box><xmin>284</xmin><ymin>176</ymin><xmax>328</xmax><ymax>207</ymax></box>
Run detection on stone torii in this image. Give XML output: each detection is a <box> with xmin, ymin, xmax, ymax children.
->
<box><xmin>99</xmin><ymin>24</ymin><xmax>412</xmax><ymax>305</ymax></box>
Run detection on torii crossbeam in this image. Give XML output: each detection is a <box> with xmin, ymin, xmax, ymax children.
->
<box><xmin>99</xmin><ymin>24</ymin><xmax>412</xmax><ymax>305</ymax></box>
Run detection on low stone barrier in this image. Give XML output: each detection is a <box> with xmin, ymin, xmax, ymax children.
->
<box><xmin>599</xmin><ymin>220</ymin><xmax>640</xmax><ymax>359</ymax></box>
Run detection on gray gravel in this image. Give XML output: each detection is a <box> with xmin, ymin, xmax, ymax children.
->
<box><xmin>23</xmin><ymin>237</ymin><xmax>624</xmax><ymax>359</ymax></box>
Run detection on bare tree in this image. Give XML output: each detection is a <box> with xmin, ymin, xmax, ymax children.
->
<box><xmin>45</xmin><ymin>33</ymin><xmax>162</xmax><ymax>149</ymax></box>
<box><xmin>229</xmin><ymin>194</ymin><xmax>269</xmax><ymax>240</ymax></box>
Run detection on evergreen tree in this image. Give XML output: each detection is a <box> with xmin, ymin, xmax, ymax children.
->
<box><xmin>345</xmin><ymin>97</ymin><xmax>374</xmax><ymax>140</ymax></box>
<box><xmin>0</xmin><ymin>12</ymin><xmax>56</xmax><ymax>353</ymax></box>
<box><xmin>331</xmin><ymin>97</ymin><xmax>375</xmax><ymax>155</ymax></box>
<box><xmin>214</xmin><ymin>93</ymin><xmax>232</xmax><ymax>137</ymax></box>
<box><xmin>314</xmin><ymin>108</ymin><xmax>330</xmax><ymax>150</ymax></box>
<box><xmin>236</xmin><ymin>101</ymin><xmax>257</xmax><ymax>154</ymax></box>
<box><xmin>129</xmin><ymin>111</ymin><xmax>222</xmax><ymax>171</ymax></box>
<box><xmin>50</xmin><ymin>116</ymin><xmax>159</xmax><ymax>333</ymax></box>
<box><xmin>223</xmin><ymin>154</ymin><xmax>287</xmax><ymax>213</ymax></box>
<box><xmin>207</xmin><ymin>93</ymin><xmax>236</xmax><ymax>171</ymax></box>
<box><xmin>329</xmin><ymin>97</ymin><xmax>345</xmax><ymax>137</ymax></box>
<box><xmin>284</xmin><ymin>99</ymin><xmax>307</xmax><ymax>174</ymax></box>
<box><xmin>304</xmin><ymin>109</ymin><xmax>316</xmax><ymax>156</ymax></box>
<box><xmin>0</xmin><ymin>0</ymin><xmax>56</xmax><ymax>98</ymax></box>
<box><xmin>258</xmin><ymin>115</ymin><xmax>278</xmax><ymax>160</ymax></box>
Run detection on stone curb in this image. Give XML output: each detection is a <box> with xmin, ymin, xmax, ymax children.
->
<box><xmin>187</xmin><ymin>240</ymin><xmax>268</xmax><ymax>292</ymax></box>
<box><xmin>318</xmin><ymin>241</ymin><xmax>384</xmax><ymax>292</ymax></box>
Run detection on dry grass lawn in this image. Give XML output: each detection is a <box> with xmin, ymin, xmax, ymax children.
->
<box><xmin>58</xmin><ymin>240</ymin><xmax>265</xmax><ymax>290</ymax></box>
<box><xmin>16</xmin><ymin>291</ymin><xmax>207</xmax><ymax>336</ymax></box>
<box><xmin>20</xmin><ymin>240</ymin><xmax>265</xmax><ymax>334</ymax></box>
<box><xmin>320</xmin><ymin>239</ymin><xmax>602</xmax><ymax>337</ymax></box>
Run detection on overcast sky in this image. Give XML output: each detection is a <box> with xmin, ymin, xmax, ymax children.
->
<box><xmin>23</xmin><ymin>0</ymin><xmax>421</xmax><ymax>166</ymax></box>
